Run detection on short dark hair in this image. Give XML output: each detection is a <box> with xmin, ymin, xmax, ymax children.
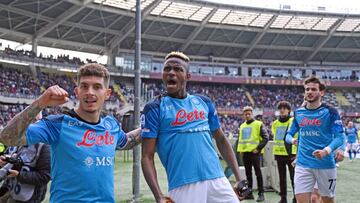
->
<box><xmin>277</xmin><ymin>101</ymin><xmax>291</xmax><ymax>110</ymax></box>
<box><xmin>77</xmin><ymin>63</ymin><xmax>110</xmax><ymax>88</ymax></box>
<box><xmin>303</xmin><ymin>75</ymin><xmax>326</xmax><ymax>91</ymax></box>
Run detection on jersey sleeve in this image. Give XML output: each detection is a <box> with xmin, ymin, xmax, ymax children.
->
<box><xmin>330</xmin><ymin>109</ymin><xmax>344</xmax><ymax>134</ymax></box>
<box><xmin>116</xmin><ymin>129</ymin><xmax>128</xmax><ymax>149</ymax></box>
<box><xmin>285</xmin><ymin>112</ymin><xmax>299</xmax><ymax>144</ymax></box>
<box><xmin>110</xmin><ymin>117</ymin><xmax>128</xmax><ymax>149</ymax></box>
<box><xmin>207</xmin><ymin>100</ymin><xmax>221</xmax><ymax>132</ymax></box>
<box><xmin>141</xmin><ymin>100</ymin><xmax>160</xmax><ymax>139</ymax></box>
<box><xmin>26</xmin><ymin>115</ymin><xmax>63</xmax><ymax>145</ymax></box>
<box><xmin>328</xmin><ymin>109</ymin><xmax>345</xmax><ymax>151</ymax></box>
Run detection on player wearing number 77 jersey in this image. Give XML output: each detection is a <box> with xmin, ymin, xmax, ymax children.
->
<box><xmin>285</xmin><ymin>76</ymin><xmax>345</xmax><ymax>203</ymax></box>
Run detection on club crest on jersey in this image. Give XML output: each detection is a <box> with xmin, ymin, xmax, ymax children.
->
<box><xmin>171</xmin><ymin>109</ymin><xmax>205</xmax><ymax>126</ymax></box>
<box><xmin>77</xmin><ymin>130</ymin><xmax>115</xmax><ymax>147</ymax></box>
<box><xmin>299</xmin><ymin>117</ymin><xmax>321</xmax><ymax>127</ymax></box>
<box><xmin>140</xmin><ymin>114</ymin><xmax>146</xmax><ymax>128</ymax></box>
<box><xmin>334</xmin><ymin>120</ymin><xmax>343</xmax><ymax>125</ymax></box>
<box><xmin>191</xmin><ymin>97</ymin><xmax>200</xmax><ymax>105</ymax></box>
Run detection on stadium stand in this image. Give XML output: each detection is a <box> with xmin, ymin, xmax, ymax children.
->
<box><xmin>1</xmin><ymin>63</ymin><xmax>360</xmax><ymax>137</ymax></box>
<box><xmin>0</xmin><ymin>65</ymin><xmax>41</xmax><ymax>98</ymax></box>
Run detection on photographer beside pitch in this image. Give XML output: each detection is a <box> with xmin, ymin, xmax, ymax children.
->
<box><xmin>0</xmin><ymin>112</ymin><xmax>50</xmax><ymax>203</ymax></box>
<box><xmin>0</xmin><ymin>63</ymin><xmax>141</xmax><ymax>202</ymax></box>
<box><xmin>0</xmin><ymin>144</ymin><xmax>50</xmax><ymax>203</ymax></box>
<box><xmin>141</xmin><ymin>51</ymin><xmax>248</xmax><ymax>203</ymax></box>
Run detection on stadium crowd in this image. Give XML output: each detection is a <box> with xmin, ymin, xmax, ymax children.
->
<box><xmin>143</xmin><ymin>81</ymin><xmax>304</xmax><ymax>109</ymax></box>
<box><xmin>3</xmin><ymin>47</ymin><xmax>98</xmax><ymax>65</ymax></box>
<box><xmin>0</xmin><ymin>66</ymin><xmax>359</xmax><ymax>136</ymax></box>
<box><xmin>0</xmin><ymin>65</ymin><xmax>41</xmax><ymax>98</ymax></box>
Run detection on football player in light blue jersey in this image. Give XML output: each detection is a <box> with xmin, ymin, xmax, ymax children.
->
<box><xmin>285</xmin><ymin>76</ymin><xmax>345</xmax><ymax>203</ymax></box>
<box><xmin>345</xmin><ymin>121</ymin><xmax>358</xmax><ymax>161</ymax></box>
<box><xmin>0</xmin><ymin>63</ymin><xmax>141</xmax><ymax>203</ymax></box>
<box><xmin>141</xmin><ymin>52</ymin><xmax>245</xmax><ymax>203</ymax></box>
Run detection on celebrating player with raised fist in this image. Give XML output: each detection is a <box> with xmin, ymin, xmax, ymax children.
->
<box><xmin>0</xmin><ymin>63</ymin><xmax>141</xmax><ymax>203</ymax></box>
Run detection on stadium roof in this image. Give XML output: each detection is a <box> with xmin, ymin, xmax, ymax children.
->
<box><xmin>1</xmin><ymin>0</ymin><xmax>360</xmax><ymax>65</ymax></box>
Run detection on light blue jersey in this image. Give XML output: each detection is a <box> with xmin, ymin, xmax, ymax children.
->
<box><xmin>141</xmin><ymin>94</ymin><xmax>224</xmax><ymax>191</ymax></box>
<box><xmin>26</xmin><ymin>110</ymin><xmax>127</xmax><ymax>203</ymax></box>
<box><xmin>345</xmin><ymin>127</ymin><xmax>358</xmax><ymax>144</ymax></box>
<box><xmin>285</xmin><ymin>104</ymin><xmax>345</xmax><ymax>169</ymax></box>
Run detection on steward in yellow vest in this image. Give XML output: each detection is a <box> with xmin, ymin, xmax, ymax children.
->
<box><xmin>271</xmin><ymin>101</ymin><xmax>296</xmax><ymax>203</ymax></box>
<box><xmin>237</xmin><ymin>106</ymin><xmax>268</xmax><ymax>202</ymax></box>
<box><xmin>272</xmin><ymin>117</ymin><xmax>298</xmax><ymax>156</ymax></box>
<box><xmin>238</xmin><ymin>119</ymin><xmax>267</xmax><ymax>154</ymax></box>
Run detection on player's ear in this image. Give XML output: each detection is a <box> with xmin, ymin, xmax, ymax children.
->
<box><xmin>186</xmin><ymin>72</ymin><xmax>191</xmax><ymax>80</ymax></box>
<box><xmin>74</xmin><ymin>87</ymin><xmax>79</xmax><ymax>99</ymax></box>
<box><xmin>320</xmin><ymin>90</ymin><xmax>325</xmax><ymax>97</ymax></box>
<box><xmin>105</xmin><ymin>88</ymin><xmax>112</xmax><ymax>100</ymax></box>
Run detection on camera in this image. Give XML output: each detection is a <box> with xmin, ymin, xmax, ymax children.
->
<box><xmin>0</xmin><ymin>155</ymin><xmax>23</xmax><ymax>181</ymax></box>
<box><xmin>236</xmin><ymin>179</ymin><xmax>252</xmax><ymax>198</ymax></box>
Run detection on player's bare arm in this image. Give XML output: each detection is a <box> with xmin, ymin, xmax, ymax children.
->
<box><xmin>0</xmin><ymin>101</ymin><xmax>42</xmax><ymax>146</ymax></box>
<box><xmin>0</xmin><ymin>85</ymin><xmax>68</xmax><ymax>146</ymax></box>
<box><xmin>121</xmin><ymin>128</ymin><xmax>142</xmax><ymax>150</ymax></box>
<box><xmin>141</xmin><ymin>138</ymin><xmax>174</xmax><ymax>203</ymax></box>
<box><xmin>213</xmin><ymin>128</ymin><xmax>248</xmax><ymax>200</ymax></box>
<box><xmin>213</xmin><ymin>128</ymin><xmax>242</xmax><ymax>181</ymax></box>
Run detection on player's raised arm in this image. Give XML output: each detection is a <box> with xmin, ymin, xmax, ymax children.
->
<box><xmin>0</xmin><ymin>85</ymin><xmax>68</xmax><ymax>146</ymax></box>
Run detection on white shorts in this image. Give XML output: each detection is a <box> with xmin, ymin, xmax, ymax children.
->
<box><xmin>348</xmin><ymin>143</ymin><xmax>358</xmax><ymax>151</ymax></box>
<box><xmin>294</xmin><ymin>166</ymin><xmax>337</xmax><ymax>198</ymax></box>
<box><xmin>313</xmin><ymin>182</ymin><xmax>318</xmax><ymax>190</ymax></box>
<box><xmin>169</xmin><ymin>177</ymin><xmax>239</xmax><ymax>203</ymax></box>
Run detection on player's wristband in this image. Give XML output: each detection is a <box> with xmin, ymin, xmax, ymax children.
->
<box><xmin>323</xmin><ymin>146</ymin><xmax>332</xmax><ymax>155</ymax></box>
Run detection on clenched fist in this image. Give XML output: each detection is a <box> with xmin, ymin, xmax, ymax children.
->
<box><xmin>36</xmin><ymin>85</ymin><xmax>69</xmax><ymax>108</ymax></box>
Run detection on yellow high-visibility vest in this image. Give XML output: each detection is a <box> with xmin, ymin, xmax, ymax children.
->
<box><xmin>237</xmin><ymin>120</ymin><xmax>264</xmax><ymax>153</ymax></box>
<box><xmin>0</xmin><ymin>143</ymin><xmax>5</xmax><ymax>153</ymax></box>
<box><xmin>271</xmin><ymin>117</ymin><xmax>297</xmax><ymax>155</ymax></box>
